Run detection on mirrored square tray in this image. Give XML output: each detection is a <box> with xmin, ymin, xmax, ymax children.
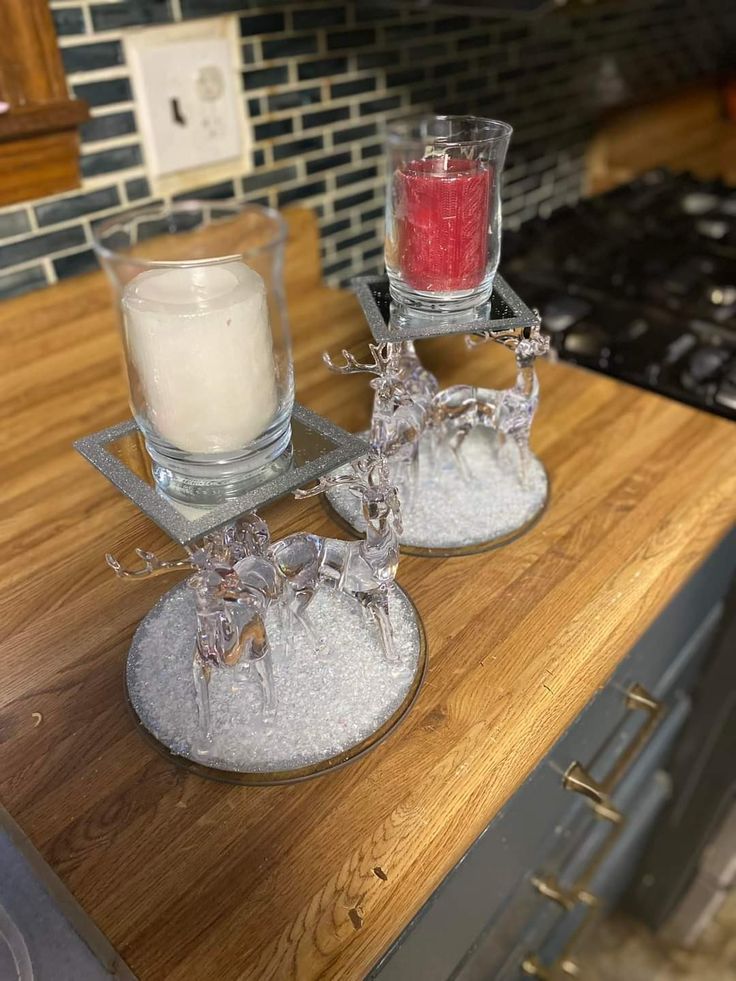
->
<box><xmin>75</xmin><ymin>403</ymin><xmax>369</xmax><ymax>544</ymax></box>
<box><xmin>352</xmin><ymin>274</ymin><xmax>539</xmax><ymax>342</ymax></box>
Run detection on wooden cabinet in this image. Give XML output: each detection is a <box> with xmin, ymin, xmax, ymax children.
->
<box><xmin>0</xmin><ymin>0</ymin><xmax>89</xmax><ymax>204</ymax></box>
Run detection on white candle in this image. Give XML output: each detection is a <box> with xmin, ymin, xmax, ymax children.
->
<box><xmin>122</xmin><ymin>260</ymin><xmax>278</xmax><ymax>455</ymax></box>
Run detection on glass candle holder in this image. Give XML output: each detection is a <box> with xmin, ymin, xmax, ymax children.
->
<box><xmin>94</xmin><ymin>201</ymin><xmax>293</xmax><ymax>506</ymax></box>
<box><xmin>385</xmin><ymin>115</ymin><xmax>512</xmax><ymax>317</ymax></box>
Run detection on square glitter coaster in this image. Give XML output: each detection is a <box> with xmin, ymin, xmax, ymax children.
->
<box><xmin>352</xmin><ymin>274</ymin><xmax>539</xmax><ymax>342</ymax></box>
<box><xmin>75</xmin><ymin>404</ymin><xmax>369</xmax><ymax>544</ymax></box>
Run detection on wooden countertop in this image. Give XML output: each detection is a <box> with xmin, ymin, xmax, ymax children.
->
<box><xmin>1</xmin><ymin>209</ymin><xmax>735</xmax><ymax>981</ymax></box>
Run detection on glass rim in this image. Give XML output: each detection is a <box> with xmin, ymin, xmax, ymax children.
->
<box><xmin>92</xmin><ymin>199</ymin><xmax>288</xmax><ymax>269</ymax></box>
<box><xmin>386</xmin><ymin>113</ymin><xmax>513</xmax><ymax>148</ymax></box>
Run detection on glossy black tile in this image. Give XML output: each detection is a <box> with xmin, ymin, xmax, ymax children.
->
<box><xmin>332</xmin><ymin>123</ymin><xmax>377</xmax><ymax>145</ymax></box>
<box><xmin>334</xmin><ymin>189</ymin><xmax>373</xmax><ymax>212</ymax></box>
<box><xmin>277</xmin><ymin>180</ymin><xmax>327</xmax><ymax>207</ymax></box>
<box><xmin>359</xmin><ymin>95</ymin><xmax>402</xmax><ymax>114</ymax></box>
<box><xmin>52</xmin><ymin>7</ymin><xmax>86</xmax><ymax>36</ymax></box>
<box><xmin>0</xmin><ymin>265</ymin><xmax>48</xmax><ymax>299</ymax></box>
<box><xmin>125</xmin><ymin>178</ymin><xmax>151</xmax><ymax>202</ymax></box>
<box><xmin>240</xmin><ymin>12</ymin><xmax>285</xmax><ymax>35</ymax></box>
<box><xmin>90</xmin><ymin>0</ymin><xmax>171</xmax><ymax>31</ymax></box>
<box><xmin>243</xmin><ymin>165</ymin><xmax>298</xmax><ymax>193</ymax></box>
<box><xmin>173</xmin><ymin>180</ymin><xmax>235</xmax><ymax>201</ymax></box>
<box><xmin>321</xmin><ymin>218</ymin><xmax>351</xmax><ymax>237</ymax></box>
<box><xmin>181</xmin><ymin>0</ymin><xmax>244</xmax><ymax>15</ymax></box>
<box><xmin>267</xmin><ymin>87</ymin><xmax>321</xmax><ymax>112</ymax></box>
<box><xmin>298</xmin><ymin>57</ymin><xmax>348</xmax><ymax>82</ymax></box>
<box><xmin>35</xmin><ymin>187</ymin><xmax>120</xmax><ymax>227</ymax></box>
<box><xmin>306</xmin><ymin>151</ymin><xmax>352</xmax><ymax>175</ymax></box>
<box><xmin>336</xmin><ymin>165</ymin><xmax>378</xmax><ymax>188</ymax></box>
<box><xmin>331</xmin><ymin>78</ymin><xmax>376</xmax><ymax>99</ymax></box>
<box><xmin>243</xmin><ymin>66</ymin><xmax>289</xmax><ymax>90</ymax></box>
<box><xmin>327</xmin><ymin>29</ymin><xmax>376</xmax><ymax>50</ymax></box>
<box><xmin>302</xmin><ymin>107</ymin><xmax>350</xmax><ymax>129</ymax></box>
<box><xmin>54</xmin><ymin>249</ymin><xmax>99</xmax><ymax>279</ymax></box>
<box><xmin>272</xmin><ymin>136</ymin><xmax>324</xmax><ymax>162</ymax></box>
<box><xmin>0</xmin><ymin>227</ymin><xmax>87</xmax><ymax>271</ymax></box>
<box><xmin>72</xmin><ymin>78</ymin><xmax>133</xmax><ymax>107</ymax></box>
<box><xmin>61</xmin><ymin>41</ymin><xmax>123</xmax><ymax>74</ymax></box>
<box><xmin>0</xmin><ymin>210</ymin><xmax>31</xmax><ymax>239</ymax></box>
<box><xmin>255</xmin><ymin>118</ymin><xmax>294</xmax><ymax>140</ymax></box>
<box><xmin>80</xmin><ymin>111</ymin><xmax>136</xmax><ymax>144</ymax></box>
<box><xmin>81</xmin><ymin>145</ymin><xmax>143</xmax><ymax>178</ymax></box>
<box><xmin>262</xmin><ymin>36</ymin><xmax>318</xmax><ymax>59</ymax></box>
<box><xmin>293</xmin><ymin>7</ymin><xmax>346</xmax><ymax>29</ymax></box>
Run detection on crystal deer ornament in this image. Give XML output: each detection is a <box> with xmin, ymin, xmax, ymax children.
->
<box><xmin>295</xmin><ymin>455</ymin><xmax>404</xmax><ymax>668</ymax></box>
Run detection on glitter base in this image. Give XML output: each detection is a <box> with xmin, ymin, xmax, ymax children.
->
<box><xmin>326</xmin><ymin>427</ymin><xmax>548</xmax><ymax>555</ymax></box>
<box><xmin>126</xmin><ymin>568</ymin><xmax>425</xmax><ymax>784</ymax></box>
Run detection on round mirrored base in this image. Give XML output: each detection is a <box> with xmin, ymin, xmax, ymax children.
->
<box><xmin>126</xmin><ymin>573</ymin><xmax>426</xmax><ymax>784</ymax></box>
<box><xmin>325</xmin><ymin>427</ymin><xmax>549</xmax><ymax>557</ymax></box>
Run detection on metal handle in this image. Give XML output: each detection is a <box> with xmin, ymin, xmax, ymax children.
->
<box><xmin>522</xmin><ymin>955</ymin><xmax>581</xmax><ymax>979</ymax></box>
<box><xmin>531</xmin><ymin>875</ymin><xmax>598</xmax><ymax>911</ymax></box>
<box><xmin>562</xmin><ymin>682</ymin><xmax>662</xmax><ymax>821</ymax></box>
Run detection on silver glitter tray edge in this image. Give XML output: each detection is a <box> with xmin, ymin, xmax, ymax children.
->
<box><xmin>352</xmin><ymin>273</ymin><xmax>540</xmax><ymax>342</ymax></box>
<box><xmin>75</xmin><ymin>403</ymin><xmax>369</xmax><ymax>544</ymax></box>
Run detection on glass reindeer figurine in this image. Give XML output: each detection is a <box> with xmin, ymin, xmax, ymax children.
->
<box><xmin>106</xmin><ymin>452</ymin><xmax>405</xmax><ymax>747</ymax></box>
<box><xmin>324</xmin><ymin>319</ymin><xmax>549</xmax><ymax>494</ymax></box>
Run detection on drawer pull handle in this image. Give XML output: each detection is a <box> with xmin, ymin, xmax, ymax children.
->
<box><xmin>532</xmin><ymin>875</ymin><xmax>598</xmax><ymax>911</ymax></box>
<box><xmin>522</xmin><ymin>955</ymin><xmax>581</xmax><ymax>979</ymax></box>
<box><xmin>626</xmin><ymin>683</ymin><xmax>660</xmax><ymax>714</ymax></box>
<box><xmin>562</xmin><ymin>762</ymin><xmax>623</xmax><ymax>823</ymax></box>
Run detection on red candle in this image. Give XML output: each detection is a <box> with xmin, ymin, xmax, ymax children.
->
<box><xmin>395</xmin><ymin>157</ymin><xmax>491</xmax><ymax>293</ymax></box>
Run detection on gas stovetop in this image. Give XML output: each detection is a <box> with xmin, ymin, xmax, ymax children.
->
<box><xmin>504</xmin><ymin>170</ymin><xmax>736</xmax><ymax>420</ymax></box>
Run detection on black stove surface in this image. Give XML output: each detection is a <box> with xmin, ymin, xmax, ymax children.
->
<box><xmin>504</xmin><ymin>170</ymin><xmax>736</xmax><ymax>421</ymax></box>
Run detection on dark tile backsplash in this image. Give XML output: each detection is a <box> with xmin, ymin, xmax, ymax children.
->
<box><xmin>0</xmin><ymin>0</ymin><xmax>732</xmax><ymax>301</ymax></box>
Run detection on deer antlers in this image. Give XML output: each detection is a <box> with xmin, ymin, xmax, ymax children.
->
<box><xmin>105</xmin><ymin>548</ymin><xmax>195</xmax><ymax>579</ymax></box>
<box><xmin>295</xmin><ymin>455</ymin><xmax>388</xmax><ymax>500</ymax></box>
<box><xmin>323</xmin><ymin>342</ymin><xmax>394</xmax><ymax>377</ymax></box>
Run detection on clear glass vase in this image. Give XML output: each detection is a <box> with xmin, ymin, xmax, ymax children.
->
<box><xmin>94</xmin><ymin>201</ymin><xmax>294</xmax><ymax>506</ymax></box>
<box><xmin>385</xmin><ymin>115</ymin><xmax>512</xmax><ymax>318</ymax></box>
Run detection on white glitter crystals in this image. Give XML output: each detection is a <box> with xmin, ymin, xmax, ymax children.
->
<box><xmin>127</xmin><ymin>572</ymin><xmax>424</xmax><ymax>778</ymax></box>
<box><xmin>327</xmin><ymin>427</ymin><xmax>548</xmax><ymax>552</ymax></box>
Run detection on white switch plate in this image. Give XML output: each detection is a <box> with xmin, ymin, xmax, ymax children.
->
<box><xmin>125</xmin><ymin>17</ymin><xmax>251</xmax><ymax>186</ymax></box>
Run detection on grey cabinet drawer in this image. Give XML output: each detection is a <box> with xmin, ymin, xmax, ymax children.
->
<box><xmin>369</xmin><ymin>529</ymin><xmax>735</xmax><ymax>981</ymax></box>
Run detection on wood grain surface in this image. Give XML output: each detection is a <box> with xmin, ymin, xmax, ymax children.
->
<box><xmin>1</xmin><ymin>209</ymin><xmax>735</xmax><ymax>981</ymax></box>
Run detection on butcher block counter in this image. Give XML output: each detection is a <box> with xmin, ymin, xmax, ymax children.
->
<box><xmin>1</xmin><ymin>209</ymin><xmax>735</xmax><ymax>981</ymax></box>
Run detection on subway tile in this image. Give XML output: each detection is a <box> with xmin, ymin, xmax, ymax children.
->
<box><xmin>62</xmin><ymin>41</ymin><xmax>124</xmax><ymax>73</ymax></box>
<box><xmin>125</xmin><ymin>177</ymin><xmax>151</xmax><ymax>202</ymax></box>
<box><xmin>436</xmin><ymin>16</ymin><xmax>473</xmax><ymax>31</ymax></box>
<box><xmin>332</xmin><ymin>123</ymin><xmax>377</xmax><ymax>145</ymax></box>
<box><xmin>253</xmin><ymin>148</ymin><xmax>266</xmax><ymax>167</ymax></box>
<box><xmin>181</xmin><ymin>0</ymin><xmax>244</xmax><ymax>15</ymax></box>
<box><xmin>240</xmin><ymin>12</ymin><xmax>285</xmax><ymax>35</ymax></box>
<box><xmin>243</xmin><ymin>166</ymin><xmax>299</xmax><ymax>193</ymax></box>
<box><xmin>243</xmin><ymin>66</ymin><xmax>289</xmax><ymax>90</ymax></box>
<box><xmin>298</xmin><ymin>57</ymin><xmax>348</xmax><ymax>81</ymax></box>
<box><xmin>272</xmin><ymin>136</ymin><xmax>324</xmax><ymax>161</ymax></box>
<box><xmin>359</xmin><ymin>95</ymin><xmax>402</xmax><ymax>115</ymax></box>
<box><xmin>361</xmin><ymin>143</ymin><xmax>382</xmax><ymax>159</ymax></box>
<box><xmin>0</xmin><ymin>227</ymin><xmax>87</xmax><ymax>271</ymax></box>
<box><xmin>330</xmin><ymin>77</ymin><xmax>377</xmax><ymax>99</ymax></box>
<box><xmin>306</xmin><ymin>151</ymin><xmax>352</xmax><ymax>175</ymax></box>
<box><xmin>81</xmin><ymin>144</ymin><xmax>143</xmax><ymax>178</ymax></box>
<box><xmin>242</xmin><ymin>42</ymin><xmax>258</xmax><ymax>66</ymax></box>
<box><xmin>52</xmin><ymin>7</ymin><xmax>86</xmax><ymax>36</ymax></box>
<box><xmin>0</xmin><ymin>209</ymin><xmax>31</xmax><ymax>239</ymax></box>
<box><xmin>254</xmin><ymin>118</ymin><xmax>294</xmax><ymax>140</ymax></box>
<box><xmin>174</xmin><ymin>180</ymin><xmax>235</xmax><ymax>201</ymax></box>
<box><xmin>293</xmin><ymin>7</ymin><xmax>346</xmax><ymax>29</ymax></box>
<box><xmin>35</xmin><ymin>187</ymin><xmax>120</xmax><ymax>227</ymax></box>
<box><xmin>277</xmin><ymin>180</ymin><xmax>327</xmax><ymax>207</ymax></box>
<box><xmin>335</xmin><ymin>229</ymin><xmax>375</xmax><ymax>251</ymax></box>
<box><xmin>321</xmin><ymin>218</ymin><xmax>351</xmax><ymax>237</ymax></box>
<box><xmin>90</xmin><ymin>0</ymin><xmax>172</xmax><ymax>31</ymax></box>
<box><xmin>327</xmin><ymin>29</ymin><xmax>376</xmax><ymax>50</ymax></box>
<box><xmin>361</xmin><ymin>205</ymin><xmax>385</xmax><ymax>222</ymax></box>
<box><xmin>334</xmin><ymin>189</ymin><xmax>374</xmax><ymax>212</ymax></box>
<box><xmin>267</xmin><ymin>87</ymin><xmax>321</xmax><ymax>111</ymax></box>
<box><xmin>356</xmin><ymin>51</ymin><xmax>394</xmax><ymax>70</ymax></box>
<box><xmin>362</xmin><ymin>244</ymin><xmax>384</xmax><ymax>261</ymax></box>
<box><xmin>336</xmin><ymin>165</ymin><xmax>378</xmax><ymax>188</ymax></box>
<box><xmin>386</xmin><ymin>68</ymin><xmax>426</xmax><ymax>87</ymax></box>
<box><xmin>302</xmin><ymin>106</ymin><xmax>350</xmax><ymax>129</ymax></box>
<box><xmin>323</xmin><ymin>257</ymin><xmax>352</xmax><ymax>277</ymax></box>
<box><xmin>54</xmin><ymin>249</ymin><xmax>99</xmax><ymax>279</ymax></box>
<box><xmin>0</xmin><ymin>265</ymin><xmax>48</xmax><ymax>299</ymax></box>
<box><xmin>81</xmin><ymin>111</ymin><xmax>136</xmax><ymax>144</ymax></box>
<box><xmin>72</xmin><ymin>78</ymin><xmax>133</xmax><ymax>108</ymax></box>
<box><xmin>247</xmin><ymin>97</ymin><xmax>261</xmax><ymax>118</ymax></box>
<box><xmin>262</xmin><ymin>36</ymin><xmax>318</xmax><ymax>59</ymax></box>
